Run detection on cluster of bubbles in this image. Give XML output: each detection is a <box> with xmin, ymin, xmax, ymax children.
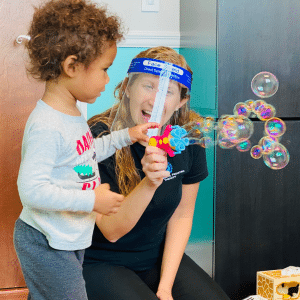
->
<box><xmin>184</xmin><ymin>72</ymin><xmax>289</xmax><ymax>170</ymax></box>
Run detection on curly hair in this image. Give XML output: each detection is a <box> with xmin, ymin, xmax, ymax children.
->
<box><xmin>26</xmin><ymin>0</ymin><xmax>123</xmax><ymax>81</ymax></box>
<box><xmin>89</xmin><ymin>46</ymin><xmax>203</xmax><ymax>196</ymax></box>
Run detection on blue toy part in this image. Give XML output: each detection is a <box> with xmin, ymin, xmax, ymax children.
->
<box><xmin>169</xmin><ymin>125</ymin><xmax>189</xmax><ymax>155</ymax></box>
<box><xmin>170</xmin><ymin>125</ymin><xmax>187</xmax><ymax>138</ymax></box>
<box><xmin>166</xmin><ymin>162</ymin><xmax>173</xmax><ymax>173</ymax></box>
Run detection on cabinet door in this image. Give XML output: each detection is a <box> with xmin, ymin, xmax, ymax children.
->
<box><xmin>214</xmin><ymin>120</ymin><xmax>300</xmax><ymax>299</ymax></box>
<box><xmin>218</xmin><ymin>0</ymin><xmax>300</xmax><ymax>118</ymax></box>
<box><xmin>0</xmin><ymin>0</ymin><xmax>44</xmax><ymax>296</ymax></box>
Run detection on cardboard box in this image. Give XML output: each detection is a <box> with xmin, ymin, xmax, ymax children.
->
<box><xmin>257</xmin><ymin>268</ymin><xmax>300</xmax><ymax>300</ymax></box>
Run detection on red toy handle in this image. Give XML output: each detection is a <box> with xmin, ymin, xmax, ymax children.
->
<box><xmin>148</xmin><ymin>125</ymin><xmax>175</xmax><ymax>157</ymax></box>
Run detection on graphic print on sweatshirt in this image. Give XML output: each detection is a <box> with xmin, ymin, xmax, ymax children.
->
<box><xmin>74</xmin><ymin>130</ymin><xmax>100</xmax><ymax>190</ymax></box>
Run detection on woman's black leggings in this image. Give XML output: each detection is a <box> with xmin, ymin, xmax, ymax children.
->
<box><xmin>83</xmin><ymin>253</ymin><xmax>230</xmax><ymax>300</ymax></box>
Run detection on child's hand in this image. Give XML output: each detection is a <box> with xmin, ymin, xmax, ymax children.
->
<box><xmin>128</xmin><ymin>122</ymin><xmax>160</xmax><ymax>144</ymax></box>
<box><xmin>93</xmin><ymin>183</ymin><xmax>124</xmax><ymax>216</ymax></box>
<box><xmin>141</xmin><ymin>146</ymin><xmax>170</xmax><ymax>188</ymax></box>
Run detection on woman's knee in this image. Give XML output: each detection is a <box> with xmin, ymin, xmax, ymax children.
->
<box><xmin>83</xmin><ymin>263</ymin><xmax>158</xmax><ymax>300</ymax></box>
<box><xmin>172</xmin><ymin>254</ymin><xmax>230</xmax><ymax>300</ymax></box>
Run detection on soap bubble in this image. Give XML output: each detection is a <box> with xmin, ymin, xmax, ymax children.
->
<box><xmin>218</xmin><ymin>115</ymin><xmax>238</xmax><ymax>140</ymax></box>
<box><xmin>217</xmin><ymin>134</ymin><xmax>237</xmax><ymax>149</ymax></box>
<box><xmin>217</xmin><ymin>115</ymin><xmax>236</xmax><ymax>129</ymax></box>
<box><xmin>265</xmin><ymin>117</ymin><xmax>286</xmax><ymax>137</ymax></box>
<box><xmin>218</xmin><ymin>115</ymin><xmax>254</xmax><ymax>145</ymax></box>
<box><xmin>236</xmin><ymin>140</ymin><xmax>251</xmax><ymax>152</ymax></box>
<box><xmin>257</xmin><ymin>104</ymin><xmax>276</xmax><ymax>121</ymax></box>
<box><xmin>233</xmin><ymin>102</ymin><xmax>250</xmax><ymax>117</ymax></box>
<box><xmin>250</xmin><ymin>145</ymin><xmax>263</xmax><ymax>159</ymax></box>
<box><xmin>184</xmin><ymin>126</ymin><xmax>203</xmax><ymax>141</ymax></box>
<box><xmin>245</xmin><ymin>99</ymin><xmax>258</xmax><ymax>118</ymax></box>
<box><xmin>253</xmin><ymin>100</ymin><xmax>268</xmax><ymax>116</ymax></box>
<box><xmin>234</xmin><ymin>115</ymin><xmax>254</xmax><ymax>142</ymax></box>
<box><xmin>199</xmin><ymin>117</ymin><xmax>215</xmax><ymax>134</ymax></box>
<box><xmin>199</xmin><ymin>136</ymin><xmax>214</xmax><ymax>148</ymax></box>
<box><xmin>258</xmin><ymin>136</ymin><xmax>277</xmax><ymax>154</ymax></box>
<box><xmin>245</xmin><ymin>99</ymin><xmax>255</xmax><ymax>111</ymax></box>
<box><xmin>183</xmin><ymin>117</ymin><xmax>204</xmax><ymax>131</ymax></box>
<box><xmin>195</xmin><ymin>128</ymin><xmax>202</xmax><ymax>135</ymax></box>
<box><xmin>251</xmin><ymin>72</ymin><xmax>279</xmax><ymax>98</ymax></box>
<box><xmin>263</xmin><ymin>143</ymin><xmax>290</xmax><ymax>170</ymax></box>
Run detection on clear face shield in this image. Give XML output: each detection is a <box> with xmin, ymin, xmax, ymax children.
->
<box><xmin>111</xmin><ymin>58</ymin><xmax>192</xmax><ymax>136</ymax></box>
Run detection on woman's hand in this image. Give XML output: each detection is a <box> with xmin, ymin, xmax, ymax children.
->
<box><xmin>156</xmin><ymin>289</ymin><xmax>174</xmax><ymax>300</ymax></box>
<box><xmin>141</xmin><ymin>145</ymin><xmax>170</xmax><ymax>188</ymax></box>
<box><xmin>128</xmin><ymin>122</ymin><xmax>160</xmax><ymax>144</ymax></box>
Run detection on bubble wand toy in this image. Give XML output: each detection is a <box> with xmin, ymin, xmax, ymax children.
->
<box><xmin>148</xmin><ymin>125</ymin><xmax>189</xmax><ymax>157</ymax></box>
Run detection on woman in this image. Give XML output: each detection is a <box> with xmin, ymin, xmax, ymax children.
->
<box><xmin>83</xmin><ymin>46</ymin><xmax>229</xmax><ymax>300</ymax></box>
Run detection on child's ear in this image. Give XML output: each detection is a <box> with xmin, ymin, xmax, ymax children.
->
<box><xmin>62</xmin><ymin>55</ymin><xmax>82</xmax><ymax>78</ymax></box>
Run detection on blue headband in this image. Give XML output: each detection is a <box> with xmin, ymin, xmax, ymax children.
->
<box><xmin>127</xmin><ymin>58</ymin><xmax>192</xmax><ymax>91</ymax></box>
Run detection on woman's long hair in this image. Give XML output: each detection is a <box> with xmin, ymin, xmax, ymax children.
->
<box><xmin>88</xmin><ymin>46</ymin><xmax>203</xmax><ymax>196</ymax></box>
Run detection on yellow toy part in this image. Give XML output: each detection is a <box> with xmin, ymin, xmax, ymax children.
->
<box><xmin>149</xmin><ymin>137</ymin><xmax>158</xmax><ymax>147</ymax></box>
<box><xmin>163</xmin><ymin>137</ymin><xmax>169</xmax><ymax>144</ymax></box>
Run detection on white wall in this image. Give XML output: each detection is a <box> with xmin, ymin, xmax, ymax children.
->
<box><xmin>96</xmin><ymin>0</ymin><xmax>180</xmax><ymax>47</ymax></box>
<box><xmin>180</xmin><ymin>0</ymin><xmax>217</xmax><ymax>47</ymax></box>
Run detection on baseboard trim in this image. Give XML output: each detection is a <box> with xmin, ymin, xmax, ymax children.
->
<box><xmin>0</xmin><ymin>288</ymin><xmax>28</xmax><ymax>299</ymax></box>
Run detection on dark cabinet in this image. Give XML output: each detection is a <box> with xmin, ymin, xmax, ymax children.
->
<box><xmin>215</xmin><ymin>1</ymin><xmax>300</xmax><ymax>299</ymax></box>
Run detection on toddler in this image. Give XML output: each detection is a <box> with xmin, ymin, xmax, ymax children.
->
<box><xmin>13</xmin><ymin>0</ymin><xmax>158</xmax><ymax>299</ymax></box>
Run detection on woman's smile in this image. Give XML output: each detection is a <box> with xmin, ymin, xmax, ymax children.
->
<box><xmin>141</xmin><ymin>110</ymin><xmax>152</xmax><ymax>122</ymax></box>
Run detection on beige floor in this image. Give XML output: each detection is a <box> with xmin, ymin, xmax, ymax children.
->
<box><xmin>185</xmin><ymin>240</ymin><xmax>214</xmax><ymax>277</ymax></box>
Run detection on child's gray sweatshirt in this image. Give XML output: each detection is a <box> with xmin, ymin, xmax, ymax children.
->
<box><xmin>17</xmin><ymin>100</ymin><xmax>131</xmax><ymax>250</ymax></box>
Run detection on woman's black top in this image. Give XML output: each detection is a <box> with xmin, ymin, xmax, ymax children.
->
<box><xmin>84</xmin><ymin>122</ymin><xmax>208</xmax><ymax>271</ymax></box>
